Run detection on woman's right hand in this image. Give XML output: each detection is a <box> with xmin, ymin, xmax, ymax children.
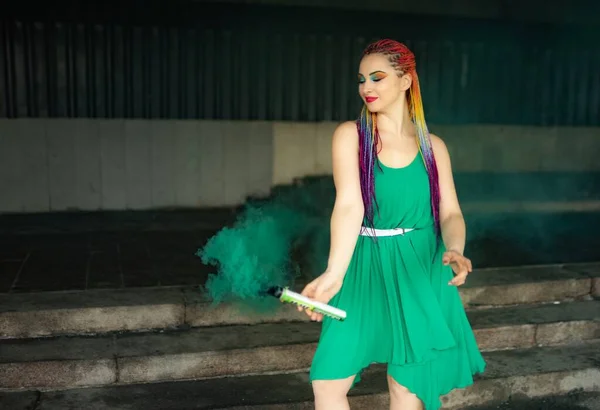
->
<box><xmin>298</xmin><ymin>271</ymin><xmax>344</xmax><ymax>322</ymax></box>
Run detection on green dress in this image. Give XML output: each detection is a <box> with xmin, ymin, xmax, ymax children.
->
<box><xmin>309</xmin><ymin>154</ymin><xmax>487</xmax><ymax>409</ymax></box>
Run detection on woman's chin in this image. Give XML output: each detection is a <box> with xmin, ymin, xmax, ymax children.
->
<box><xmin>365</xmin><ymin>102</ymin><xmax>382</xmax><ymax>112</ymax></box>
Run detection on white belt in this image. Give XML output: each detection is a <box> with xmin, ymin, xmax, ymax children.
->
<box><xmin>359</xmin><ymin>226</ymin><xmax>415</xmax><ymax>237</ymax></box>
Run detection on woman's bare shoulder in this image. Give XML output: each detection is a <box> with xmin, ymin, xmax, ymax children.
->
<box><xmin>335</xmin><ymin>120</ymin><xmax>358</xmax><ymax>136</ymax></box>
<box><xmin>332</xmin><ymin>121</ymin><xmax>359</xmax><ymax>146</ymax></box>
<box><xmin>429</xmin><ymin>133</ymin><xmax>450</xmax><ymax>162</ymax></box>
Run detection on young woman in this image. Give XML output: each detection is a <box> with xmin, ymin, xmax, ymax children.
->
<box><xmin>298</xmin><ymin>39</ymin><xmax>486</xmax><ymax>410</ymax></box>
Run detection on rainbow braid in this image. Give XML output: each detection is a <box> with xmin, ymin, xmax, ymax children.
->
<box><xmin>358</xmin><ymin>39</ymin><xmax>441</xmax><ymax>234</ymax></box>
<box><xmin>357</xmin><ymin>106</ymin><xmax>381</xmax><ymax>230</ymax></box>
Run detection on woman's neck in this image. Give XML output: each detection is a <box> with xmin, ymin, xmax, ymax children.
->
<box><xmin>376</xmin><ymin>99</ymin><xmax>414</xmax><ymax>140</ymax></box>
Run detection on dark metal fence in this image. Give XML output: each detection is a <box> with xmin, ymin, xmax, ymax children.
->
<box><xmin>2</xmin><ymin>2</ymin><xmax>599</xmax><ymax>125</ymax></box>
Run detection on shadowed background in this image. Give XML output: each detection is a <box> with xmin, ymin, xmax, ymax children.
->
<box><xmin>0</xmin><ymin>0</ymin><xmax>599</xmax><ymax>291</ymax></box>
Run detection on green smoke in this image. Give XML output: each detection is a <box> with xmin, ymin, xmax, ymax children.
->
<box><xmin>196</xmin><ymin>176</ymin><xmax>335</xmax><ymax>309</ymax></box>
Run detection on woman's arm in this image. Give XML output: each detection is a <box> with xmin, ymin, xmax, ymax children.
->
<box><xmin>431</xmin><ymin>134</ymin><xmax>473</xmax><ymax>285</ymax></box>
<box><xmin>299</xmin><ymin>121</ymin><xmax>364</xmax><ymax>321</ymax></box>
<box><xmin>325</xmin><ymin>121</ymin><xmax>365</xmax><ymax>277</ymax></box>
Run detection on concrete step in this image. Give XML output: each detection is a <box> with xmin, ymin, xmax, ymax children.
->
<box><xmin>1</xmin><ymin>262</ymin><xmax>598</xmax><ymax>340</ymax></box>
<box><xmin>465</xmin><ymin>390</ymin><xmax>600</xmax><ymax>410</ymax></box>
<box><xmin>1</xmin><ymin>341</ymin><xmax>599</xmax><ymax>410</ymax></box>
<box><xmin>459</xmin><ymin>262</ymin><xmax>599</xmax><ymax>308</ymax></box>
<box><xmin>2</xmin><ymin>300</ymin><xmax>599</xmax><ymax>390</ymax></box>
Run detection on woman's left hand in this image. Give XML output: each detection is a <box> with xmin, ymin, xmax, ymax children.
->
<box><xmin>443</xmin><ymin>250</ymin><xmax>472</xmax><ymax>286</ymax></box>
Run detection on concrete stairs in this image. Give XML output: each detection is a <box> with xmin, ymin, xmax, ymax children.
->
<box><xmin>1</xmin><ymin>262</ymin><xmax>599</xmax><ymax>409</ymax></box>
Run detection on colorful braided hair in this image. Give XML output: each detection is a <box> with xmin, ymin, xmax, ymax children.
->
<box><xmin>357</xmin><ymin>39</ymin><xmax>441</xmax><ymax>233</ymax></box>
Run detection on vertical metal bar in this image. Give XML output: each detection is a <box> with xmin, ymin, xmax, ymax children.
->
<box><xmin>271</xmin><ymin>32</ymin><xmax>283</xmax><ymax>120</ymax></box>
<box><xmin>73</xmin><ymin>23</ymin><xmax>88</xmax><ymax>118</ymax></box>
<box><xmin>168</xmin><ymin>27</ymin><xmax>178</xmax><ymax>119</ymax></box>
<box><xmin>149</xmin><ymin>25</ymin><xmax>160</xmax><ymax>119</ymax></box>
<box><xmin>288</xmin><ymin>33</ymin><xmax>300</xmax><ymax>120</ymax></box>
<box><xmin>65</xmin><ymin>22</ymin><xmax>75</xmax><ymax>117</ymax></box>
<box><xmin>220</xmin><ymin>30</ymin><xmax>232</xmax><ymax>119</ymax></box>
<box><xmin>131</xmin><ymin>25</ymin><xmax>144</xmax><ymax>118</ymax></box>
<box><xmin>44</xmin><ymin>21</ymin><xmax>58</xmax><ymax>117</ymax></box>
<box><xmin>12</xmin><ymin>21</ymin><xmax>27</xmax><ymax>118</ymax></box>
<box><xmin>565</xmin><ymin>46</ymin><xmax>577</xmax><ymax>126</ymax></box>
<box><xmin>33</xmin><ymin>22</ymin><xmax>47</xmax><ymax>117</ymax></box>
<box><xmin>203</xmin><ymin>29</ymin><xmax>215</xmax><ymax>119</ymax></box>
<box><xmin>321</xmin><ymin>35</ymin><xmax>334</xmax><ymax>121</ymax></box>
<box><xmin>588</xmin><ymin>49</ymin><xmax>600</xmax><ymax>126</ymax></box>
<box><xmin>188</xmin><ymin>27</ymin><xmax>200</xmax><ymax>119</ymax></box>
<box><xmin>112</xmin><ymin>24</ymin><xmax>124</xmax><ymax>118</ymax></box>
<box><xmin>306</xmin><ymin>34</ymin><xmax>317</xmax><ymax>122</ymax></box>
<box><xmin>0</xmin><ymin>21</ymin><xmax>6</xmax><ymax>118</ymax></box>
<box><xmin>21</xmin><ymin>22</ymin><xmax>36</xmax><ymax>117</ymax></box>
<box><xmin>423</xmin><ymin>40</ymin><xmax>441</xmax><ymax>123</ymax></box>
<box><xmin>177</xmin><ymin>27</ymin><xmax>187</xmax><ymax>119</ymax></box>
<box><xmin>539</xmin><ymin>48</ymin><xmax>552</xmax><ymax>126</ymax></box>
<box><xmin>3</xmin><ymin>21</ymin><xmax>17</xmax><ymax>118</ymax></box>
<box><xmin>54</xmin><ymin>22</ymin><xmax>68</xmax><ymax>117</ymax></box>
<box><xmin>84</xmin><ymin>23</ymin><xmax>95</xmax><ymax>118</ymax></box>
<box><xmin>552</xmin><ymin>46</ymin><xmax>565</xmax><ymax>128</ymax></box>
<box><xmin>574</xmin><ymin>48</ymin><xmax>589</xmax><ymax>126</ymax></box>
<box><xmin>239</xmin><ymin>29</ymin><xmax>250</xmax><ymax>120</ymax></box>
<box><xmin>338</xmin><ymin>35</ymin><xmax>350</xmax><ymax>121</ymax></box>
<box><xmin>106</xmin><ymin>23</ymin><xmax>115</xmax><ymax>118</ymax></box>
<box><xmin>255</xmin><ymin>28</ymin><xmax>267</xmax><ymax>120</ymax></box>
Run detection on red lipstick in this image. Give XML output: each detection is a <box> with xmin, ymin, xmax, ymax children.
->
<box><xmin>365</xmin><ymin>96</ymin><xmax>378</xmax><ymax>103</ymax></box>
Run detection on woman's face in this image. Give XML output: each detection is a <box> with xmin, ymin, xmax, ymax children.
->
<box><xmin>358</xmin><ymin>53</ymin><xmax>411</xmax><ymax>113</ymax></box>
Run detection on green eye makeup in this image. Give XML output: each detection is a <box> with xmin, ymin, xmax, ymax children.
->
<box><xmin>358</xmin><ymin>71</ymin><xmax>388</xmax><ymax>84</ymax></box>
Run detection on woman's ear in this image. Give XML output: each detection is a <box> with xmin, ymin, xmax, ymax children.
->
<box><xmin>399</xmin><ymin>73</ymin><xmax>412</xmax><ymax>91</ymax></box>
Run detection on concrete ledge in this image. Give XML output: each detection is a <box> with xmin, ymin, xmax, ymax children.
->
<box><xmin>0</xmin><ymin>360</ymin><xmax>116</xmax><ymax>389</ymax></box>
<box><xmin>0</xmin><ymin>288</ymin><xmax>186</xmax><ymax>339</ymax></box>
<box><xmin>565</xmin><ymin>262</ymin><xmax>600</xmax><ymax>298</ymax></box>
<box><xmin>1</xmin><ymin>263</ymin><xmax>598</xmax><ymax>338</ymax></box>
<box><xmin>189</xmin><ymin>264</ymin><xmax>600</xmax><ymax>327</ymax></box>
<box><xmin>443</xmin><ymin>369</ymin><xmax>600</xmax><ymax>410</ymax></box>
<box><xmin>1</xmin><ymin>301</ymin><xmax>598</xmax><ymax>390</ymax></box>
<box><xmin>461</xmin><ymin>264</ymin><xmax>597</xmax><ymax>307</ymax></box>
<box><xmin>473</xmin><ymin>325</ymin><xmax>536</xmax><ymax>351</ymax></box>
<box><xmin>11</xmin><ymin>341</ymin><xmax>600</xmax><ymax>410</ymax></box>
<box><xmin>183</xmin><ymin>287</ymin><xmax>310</xmax><ymax>327</ymax></box>
<box><xmin>224</xmin><ymin>368</ymin><xmax>600</xmax><ymax>410</ymax></box>
<box><xmin>118</xmin><ymin>343</ymin><xmax>318</xmax><ymax>384</ymax></box>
